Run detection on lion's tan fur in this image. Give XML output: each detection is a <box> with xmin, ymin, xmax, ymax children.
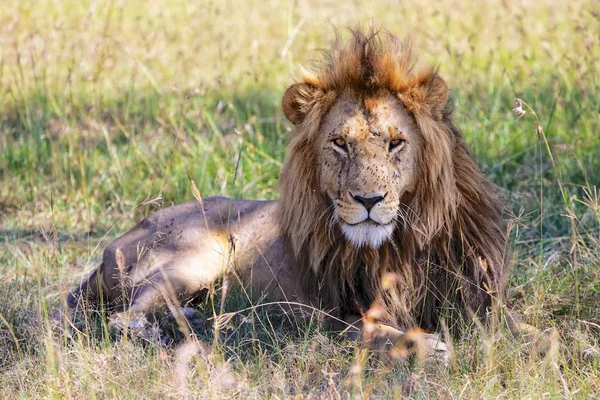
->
<box><xmin>279</xmin><ymin>29</ymin><xmax>506</xmax><ymax>330</ymax></box>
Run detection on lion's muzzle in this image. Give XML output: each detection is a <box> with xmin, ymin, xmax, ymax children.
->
<box><xmin>335</xmin><ymin>191</ymin><xmax>397</xmax><ymax>248</ymax></box>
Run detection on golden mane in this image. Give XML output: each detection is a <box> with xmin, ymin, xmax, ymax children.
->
<box><xmin>278</xmin><ymin>29</ymin><xmax>506</xmax><ymax>331</ymax></box>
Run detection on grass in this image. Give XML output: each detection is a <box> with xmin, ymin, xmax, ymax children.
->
<box><xmin>1</xmin><ymin>0</ymin><xmax>599</xmax><ymax>397</ymax></box>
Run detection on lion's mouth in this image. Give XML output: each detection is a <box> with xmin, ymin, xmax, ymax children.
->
<box><xmin>339</xmin><ymin>219</ymin><xmax>395</xmax><ymax>248</ymax></box>
<box><xmin>344</xmin><ymin>218</ymin><xmax>386</xmax><ymax>227</ymax></box>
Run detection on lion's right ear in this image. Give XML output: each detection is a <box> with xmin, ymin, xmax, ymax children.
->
<box><xmin>282</xmin><ymin>83</ymin><xmax>319</xmax><ymax>125</ymax></box>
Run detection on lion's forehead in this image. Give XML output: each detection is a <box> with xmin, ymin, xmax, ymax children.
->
<box><xmin>323</xmin><ymin>92</ymin><xmax>417</xmax><ymax>143</ymax></box>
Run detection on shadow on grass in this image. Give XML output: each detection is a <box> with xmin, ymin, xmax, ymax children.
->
<box><xmin>0</xmin><ymin>86</ymin><xmax>288</xmax><ymax>209</ymax></box>
<box><xmin>1</xmin><ymin>86</ymin><xmax>286</xmax><ymax>142</ymax></box>
<box><xmin>0</xmin><ymin>229</ymin><xmax>108</xmax><ymax>244</ymax></box>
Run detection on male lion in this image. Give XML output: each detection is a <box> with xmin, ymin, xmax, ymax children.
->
<box><xmin>66</xmin><ymin>29</ymin><xmax>508</xmax><ymax>360</ymax></box>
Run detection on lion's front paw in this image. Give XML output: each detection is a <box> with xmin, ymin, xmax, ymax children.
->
<box><xmin>420</xmin><ymin>332</ymin><xmax>450</xmax><ymax>366</ymax></box>
<box><xmin>387</xmin><ymin>329</ymin><xmax>450</xmax><ymax>367</ymax></box>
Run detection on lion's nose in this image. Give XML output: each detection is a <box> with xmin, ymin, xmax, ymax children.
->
<box><xmin>351</xmin><ymin>192</ymin><xmax>386</xmax><ymax>212</ymax></box>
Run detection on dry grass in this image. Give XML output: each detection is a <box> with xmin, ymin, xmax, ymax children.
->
<box><xmin>1</xmin><ymin>0</ymin><xmax>600</xmax><ymax>398</ymax></box>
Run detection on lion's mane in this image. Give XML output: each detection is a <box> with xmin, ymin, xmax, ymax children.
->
<box><xmin>278</xmin><ymin>29</ymin><xmax>506</xmax><ymax>331</ymax></box>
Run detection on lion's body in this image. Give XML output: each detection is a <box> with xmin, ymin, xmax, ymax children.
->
<box><xmin>68</xmin><ymin>29</ymin><xmax>507</xmax><ymax>350</ymax></box>
<box><xmin>69</xmin><ymin>198</ymin><xmax>307</xmax><ymax>316</ymax></box>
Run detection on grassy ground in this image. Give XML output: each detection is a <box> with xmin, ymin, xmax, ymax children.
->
<box><xmin>1</xmin><ymin>0</ymin><xmax>599</xmax><ymax>398</ymax></box>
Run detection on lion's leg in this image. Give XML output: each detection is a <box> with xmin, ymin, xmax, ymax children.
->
<box><xmin>107</xmin><ymin>271</ymin><xmax>184</xmax><ymax>335</ymax></box>
<box><xmin>108</xmin><ymin>249</ymin><xmax>228</xmax><ymax>334</ymax></box>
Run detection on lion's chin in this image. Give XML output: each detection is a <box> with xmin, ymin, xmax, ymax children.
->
<box><xmin>340</xmin><ymin>221</ymin><xmax>395</xmax><ymax>249</ymax></box>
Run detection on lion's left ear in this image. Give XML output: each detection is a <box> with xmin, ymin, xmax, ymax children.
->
<box><xmin>424</xmin><ymin>74</ymin><xmax>448</xmax><ymax>120</ymax></box>
<box><xmin>401</xmin><ymin>73</ymin><xmax>449</xmax><ymax>120</ymax></box>
<box><xmin>282</xmin><ymin>83</ymin><xmax>320</xmax><ymax>125</ymax></box>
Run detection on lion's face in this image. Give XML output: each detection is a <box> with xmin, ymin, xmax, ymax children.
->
<box><xmin>317</xmin><ymin>91</ymin><xmax>421</xmax><ymax>248</ymax></box>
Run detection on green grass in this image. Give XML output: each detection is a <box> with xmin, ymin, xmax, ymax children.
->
<box><xmin>1</xmin><ymin>0</ymin><xmax>600</xmax><ymax>397</ymax></box>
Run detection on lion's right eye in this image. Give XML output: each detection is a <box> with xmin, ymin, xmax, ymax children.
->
<box><xmin>332</xmin><ymin>138</ymin><xmax>347</xmax><ymax>150</ymax></box>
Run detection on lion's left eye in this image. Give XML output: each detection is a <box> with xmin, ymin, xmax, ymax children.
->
<box><xmin>389</xmin><ymin>138</ymin><xmax>405</xmax><ymax>152</ymax></box>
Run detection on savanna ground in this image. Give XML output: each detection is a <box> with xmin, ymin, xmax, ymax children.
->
<box><xmin>1</xmin><ymin>0</ymin><xmax>599</xmax><ymax>398</ymax></box>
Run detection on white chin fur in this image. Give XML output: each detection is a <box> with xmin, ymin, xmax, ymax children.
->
<box><xmin>340</xmin><ymin>222</ymin><xmax>394</xmax><ymax>248</ymax></box>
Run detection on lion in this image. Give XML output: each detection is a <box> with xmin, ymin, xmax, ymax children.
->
<box><xmin>64</xmin><ymin>29</ymin><xmax>510</xmax><ymax>362</ymax></box>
